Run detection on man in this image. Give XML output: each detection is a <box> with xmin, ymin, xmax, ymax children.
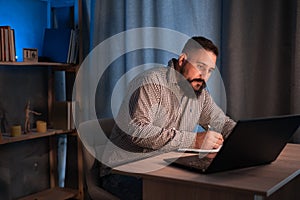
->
<box><xmin>101</xmin><ymin>36</ymin><xmax>236</xmax><ymax>199</ymax></box>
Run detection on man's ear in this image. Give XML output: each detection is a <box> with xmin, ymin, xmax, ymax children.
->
<box><xmin>178</xmin><ymin>53</ymin><xmax>187</xmax><ymax>68</ymax></box>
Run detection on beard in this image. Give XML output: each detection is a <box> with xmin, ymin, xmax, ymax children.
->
<box><xmin>177</xmin><ymin>76</ymin><xmax>207</xmax><ymax>98</ymax></box>
<box><xmin>178</xmin><ymin>63</ymin><xmax>207</xmax><ymax>98</ymax></box>
<box><xmin>188</xmin><ymin>78</ymin><xmax>207</xmax><ymax>97</ymax></box>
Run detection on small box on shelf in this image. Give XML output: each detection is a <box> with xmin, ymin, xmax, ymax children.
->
<box><xmin>23</xmin><ymin>48</ymin><xmax>38</xmax><ymax>62</ymax></box>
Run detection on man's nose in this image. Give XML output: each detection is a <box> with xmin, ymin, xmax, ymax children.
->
<box><xmin>198</xmin><ymin>68</ymin><xmax>209</xmax><ymax>80</ymax></box>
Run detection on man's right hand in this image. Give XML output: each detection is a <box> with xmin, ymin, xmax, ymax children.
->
<box><xmin>194</xmin><ymin>130</ymin><xmax>224</xmax><ymax>150</ymax></box>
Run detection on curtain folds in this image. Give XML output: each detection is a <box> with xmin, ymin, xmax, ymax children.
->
<box><xmin>222</xmin><ymin>0</ymin><xmax>299</xmax><ymax>119</ymax></box>
<box><xmin>79</xmin><ymin>0</ymin><xmax>223</xmax><ymax>121</ymax></box>
<box><xmin>292</xmin><ymin>0</ymin><xmax>300</xmax><ymax>115</ymax></box>
<box><xmin>221</xmin><ymin>0</ymin><xmax>300</xmax><ymax>142</ymax></box>
<box><xmin>291</xmin><ymin>0</ymin><xmax>300</xmax><ymax>141</ymax></box>
<box><xmin>78</xmin><ymin>0</ymin><xmax>300</xmax><ymax>141</ymax></box>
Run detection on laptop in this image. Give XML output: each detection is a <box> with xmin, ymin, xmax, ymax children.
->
<box><xmin>164</xmin><ymin>114</ymin><xmax>300</xmax><ymax>173</ymax></box>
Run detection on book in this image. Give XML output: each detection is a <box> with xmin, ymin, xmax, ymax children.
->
<box><xmin>9</xmin><ymin>29</ymin><xmax>16</xmax><ymax>62</ymax></box>
<box><xmin>67</xmin><ymin>28</ymin><xmax>79</xmax><ymax>64</ymax></box>
<box><xmin>3</xmin><ymin>27</ymin><xmax>10</xmax><ymax>61</ymax></box>
<box><xmin>42</xmin><ymin>28</ymin><xmax>72</xmax><ymax>63</ymax></box>
<box><xmin>0</xmin><ymin>26</ymin><xmax>16</xmax><ymax>62</ymax></box>
<box><xmin>0</xmin><ymin>28</ymin><xmax>4</xmax><ymax>61</ymax></box>
<box><xmin>66</xmin><ymin>29</ymin><xmax>74</xmax><ymax>63</ymax></box>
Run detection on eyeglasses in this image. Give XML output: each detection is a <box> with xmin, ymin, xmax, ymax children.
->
<box><xmin>190</xmin><ymin>61</ymin><xmax>216</xmax><ymax>76</ymax></box>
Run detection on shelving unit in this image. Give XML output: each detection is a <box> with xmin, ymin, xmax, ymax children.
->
<box><xmin>0</xmin><ymin>61</ymin><xmax>82</xmax><ymax>200</ymax></box>
<box><xmin>0</xmin><ymin>0</ymin><xmax>84</xmax><ymax>199</ymax></box>
<box><xmin>0</xmin><ymin>129</ymin><xmax>79</xmax><ymax>200</ymax></box>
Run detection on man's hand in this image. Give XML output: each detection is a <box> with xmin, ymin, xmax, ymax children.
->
<box><xmin>194</xmin><ymin>130</ymin><xmax>224</xmax><ymax>150</ymax></box>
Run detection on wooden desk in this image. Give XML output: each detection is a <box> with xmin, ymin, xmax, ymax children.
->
<box><xmin>113</xmin><ymin>143</ymin><xmax>300</xmax><ymax>200</ymax></box>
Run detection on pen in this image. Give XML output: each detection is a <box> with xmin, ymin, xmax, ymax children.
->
<box><xmin>207</xmin><ymin>124</ymin><xmax>214</xmax><ymax>131</ymax></box>
<box><xmin>208</xmin><ymin>124</ymin><xmax>224</xmax><ymax>143</ymax></box>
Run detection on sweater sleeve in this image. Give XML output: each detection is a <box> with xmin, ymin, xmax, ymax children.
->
<box><xmin>198</xmin><ymin>90</ymin><xmax>236</xmax><ymax>139</ymax></box>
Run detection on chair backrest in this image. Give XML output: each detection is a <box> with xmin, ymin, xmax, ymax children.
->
<box><xmin>78</xmin><ymin>118</ymin><xmax>119</xmax><ymax>200</ymax></box>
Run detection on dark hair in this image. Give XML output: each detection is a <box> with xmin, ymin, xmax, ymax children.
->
<box><xmin>182</xmin><ymin>36</ymin><xmax>219</xmax><ymax>57</ymax></box>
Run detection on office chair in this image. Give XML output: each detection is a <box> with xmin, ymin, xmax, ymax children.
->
<box><xmin>78</xmin><ymin>118</ymin><xmax>119</xmax><ymax>200</ymax></box>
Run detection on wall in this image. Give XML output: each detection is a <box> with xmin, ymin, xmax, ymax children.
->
<box><xmin>0</xmin><ymin>0</ymin><xmax>48</xmax><ymax>61</ymax></box>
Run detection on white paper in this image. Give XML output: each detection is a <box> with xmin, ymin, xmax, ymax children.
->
<box><xmin>177</xmin><ymin>146</ymin><xmax>221</xmax><ymax>153</ymax></box>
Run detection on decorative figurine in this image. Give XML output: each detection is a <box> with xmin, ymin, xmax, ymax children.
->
<box><xmin>24</xmin><ymin>101</ymin><xmax>41</xmax><ymax>133</ymax></box>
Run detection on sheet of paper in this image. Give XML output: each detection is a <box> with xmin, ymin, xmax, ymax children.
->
<box><xmin>177</xmin><ymin>146</ymin><xmax>222</xmax><ymax>153</ymax></box>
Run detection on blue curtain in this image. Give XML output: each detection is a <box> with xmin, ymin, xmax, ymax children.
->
<box><xmin>78</xmin><ymin>0</ymin><xmax>223</xmax><ymax>121</ymax></box>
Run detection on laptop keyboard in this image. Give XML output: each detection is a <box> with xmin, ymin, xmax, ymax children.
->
<box><xmin>188</xmin><ymin>157</ymin><xmax>213</xmax><ymax>169</ymax></box>
<box><xmin>175</xmin><ymin>155</ymin><xmax>214</xmax><ymax>171</ymax></box>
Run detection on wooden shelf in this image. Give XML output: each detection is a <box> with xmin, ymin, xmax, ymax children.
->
<box><xmin>0</xmin><ymin>61</ymin><xmax>70</xmax><ymax>66</ymax></box>
<box><xmin>18</xmin><ymin>187</ymin><xmax>78</xmax><ymax>200</ymax></box>
<box><xmin>0</xmin><ymin>130</ymin><xmax>56</xmax><ymax>145</ymax></box>
<box><xmin>55</xmin><ymin>129</ymin><xmax>77</xmax><ymax>135</ymax></box>
<box><xmin>0</xmin><ymin>129</ymin><xmax>76</xmax><ymax>145</ymax></box>
<box><xmin>0</xmin><ymin>61</ymin><xmax>78</xmax><ymax>72</ymax></box>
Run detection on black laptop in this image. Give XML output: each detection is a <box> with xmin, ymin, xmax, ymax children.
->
<box><xmin>165</xmin><ymin>114</ymin><xmax>300</xmax><ymax>173</ymax></box>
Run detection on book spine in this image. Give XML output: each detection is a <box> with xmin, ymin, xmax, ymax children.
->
<box><xmin>9</xmin><ymin>29</ymin><xmax>16</xmax><ymax>62</ymax></box>
<box><xmin>4</xmin><ymin>28</ymin><xmax>9</xmax><ymax>61</ymax></box>
<box><xmin>0</xmin><ymin>29</ymin><xmax>4</xmax><ymax>61</ymax></box>
<box><xmin>67</xmin><ymin>29</ymin><xmax>74</xmax><ymax>63</ymax></box>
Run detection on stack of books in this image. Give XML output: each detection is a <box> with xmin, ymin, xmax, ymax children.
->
<box><xmin>0</xmin><ymin>26</ymin><xmax>16</xmax><ymax>62</ymax></box>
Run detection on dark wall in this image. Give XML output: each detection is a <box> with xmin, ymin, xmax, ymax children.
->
<box><xmin>0</xmin><ymin>66</ymin><xmax>49</xmax><ymax>133</ymax></box>
<box><xmin>0</xmin><ymin>138</ymin><xmax>50</xmax><ymax>199</ymax></box>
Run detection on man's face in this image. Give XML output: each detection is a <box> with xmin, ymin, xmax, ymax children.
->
<box><xmin>178</xmin><ymin>49</ymin><xmax>217</xmax><ymax>94</ymax></box>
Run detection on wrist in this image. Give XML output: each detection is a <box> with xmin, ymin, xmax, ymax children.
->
<box><xmin>194</xmin><ymin>131</ymin><xmax>206</xmax><ymax>148</ymax></box>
